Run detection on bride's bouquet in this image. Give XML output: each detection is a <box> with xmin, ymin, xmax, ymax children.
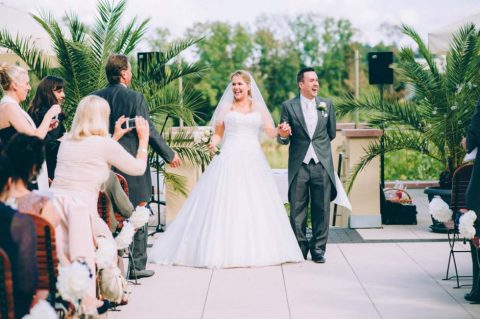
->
<box><xmin>193</xmin><ymin>127</ymin><xmax>213</xmax><ymax>146</ymax></box>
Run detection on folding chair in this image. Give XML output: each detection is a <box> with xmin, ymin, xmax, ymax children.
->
<box><xmin>0</xmin><ymin>248</ymin><xmax>14</xmax><ymax>319</ymax></box>
<box><xmin>444</xmin><ymin>163</ymin><xmax>474</xmax><ymax>288</ymax></box>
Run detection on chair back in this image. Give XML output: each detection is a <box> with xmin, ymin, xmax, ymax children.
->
<box><xmin>114</xmin><ymin>173</ymin><xmax>129</xmax><ymax>197</ymax></box>
<box><xmin>97</xmin><ymin>191</ymin><xmax>113</xmax><ymax>229</ymax></box>
<box><xmin>0</xmin><ymin>249</ymin><xmax>14</xmax><ymax>319</ymax></box>
<box><xmin>113</xmin><ymin>173</ymin><xmax>130</xmax><ymax>230</ymax></box>
<box><xmin>24</xmin><ymin>213</ymin><xmax>58</xmax><ymax>305</ymax></box>
<box><xmin>451</xmin><ymin>163</ymin><xmax>474</xmax><ymax>212</ymax></box>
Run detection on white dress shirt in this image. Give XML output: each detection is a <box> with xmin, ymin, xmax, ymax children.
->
<box><xmin>300</xmin><ymin>95</ymin><xmax>319</xmax><ymax>164</ymax></box>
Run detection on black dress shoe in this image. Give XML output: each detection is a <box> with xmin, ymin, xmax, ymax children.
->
<box><xmin>312</xmin><ymin>256</ymin><xmax>326</xmax><ymax>263</ymax></box>
<box><xmin>465</xmin><ymin>292</ymin><xmax>476</xmax><ymax>301</ymax></box>
<box><xmin>97</xmin><ymin>300</ymin><xmax>110</xmax><ymax>315</ymax></box>
<box><xmin>128</xmin><ymin>269</ymin><xmax>155</xmax><ymax>279</ymax></box>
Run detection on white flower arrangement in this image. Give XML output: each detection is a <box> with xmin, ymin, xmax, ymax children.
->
<box><xmin>193</xmin><ymin>127</ymin><xmax>213</xmax><ymax>145</ymax></box>
<box><xmin>429</xmin><ymin>196</ymin><xmax>452</xmax><ymax>222</ymax></box>
<box><xmin>56</xmin><ymin>260</ymin><xmax>92</xmax><ymax>307</ymax></box>
<box><xmin>128</xmin><ymin>205</ymin><xmax>151</xmax><ymax>229</ymax></box>
<box><xmin>115</xmin><ymin>221</ymin><xmax>135</xmax><ymax>250</ymax></box>
<box><xmin>459</xmin><ymin>210</ymin><xmax>477</xmax><ymax>240</ymax></box>
<box><xmin>22</xmin><ymin>300</ymin><xmax>56</xmax><ymax>319</ymax></box>
<box><xmin>95</xmin><ymin>237</ymin><xmax>117</xmax><ymax>270</ymax></box>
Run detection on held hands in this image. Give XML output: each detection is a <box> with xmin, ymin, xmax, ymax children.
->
<box><xmin>277</xmin><ymin>122</ymin><xmax>292</xmax><ymax>138</ymax></box>
<box><xmin>169</xmin><ymin>153</ymin><xmax>181</xmax><ymax>168</ymax></box>
<box><xmin>113</xmin><ymin>115</ymin><xmax>132</xmax><ymax>141</ymax></box>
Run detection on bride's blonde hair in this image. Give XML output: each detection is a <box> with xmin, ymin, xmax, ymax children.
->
<box><xmin>69</xmin><ymin>95</ymin><xmax>110</xmax><ymax>140</ymax></box>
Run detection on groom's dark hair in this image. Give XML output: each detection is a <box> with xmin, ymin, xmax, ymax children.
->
<box><xmin>297</xmin><ymin>67</ymin><xmax>316</xmax><ymax>84</ymax></box>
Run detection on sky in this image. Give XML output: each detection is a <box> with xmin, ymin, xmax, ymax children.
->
<box><xmin>1</xmin><ymin>0</ymin><xmax>479</xmax><ymax>49</ymax></box>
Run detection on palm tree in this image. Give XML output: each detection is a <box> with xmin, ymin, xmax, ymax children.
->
<box><xmin>337</xmin><ymin>24</ymin><xmax>480</xmax><ymax>191</ymax></box>
<box><xmin>0</xmin><ymin>0</ymin><xmax>211</xmax><ymax>193</ymax></box>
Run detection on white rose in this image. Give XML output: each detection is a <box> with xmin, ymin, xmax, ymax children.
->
<box><xmin>95</xmin><ymin>237</ymin><xmax>117</xmax><ymax>270</ymax></box>
<box><xmin>129</xmin><ymin>205</ymin><xmax>151</xmax><ymax>229</ymax></box>
<box><xmin>115</xmin><ymin>221</ymin><xmax>135</xmax><ymax>250</ymax></box>
<box><xmin>56</xmin><ymin>261</ymin><xmax>91</xmax><ymax>306</ymax></box>
<box><xmin>429</xmin><ymin>196</ymin><xmax>452</xmax><ymax>222</ymax></box>
<box><xmin>459</xmin><ymin>210</ymin><xmax>477</xmax><ymax>239</ymax></box>
<box><xmin>23</xmin><ymin>300</ymin><xmax>56</xmax><ymax>319</ymax></box>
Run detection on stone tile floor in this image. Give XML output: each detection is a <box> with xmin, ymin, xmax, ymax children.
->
<box><xmin>110</xmin><ymin>189</ymin><xmax>480</xmax><ymax>319</ymax></box>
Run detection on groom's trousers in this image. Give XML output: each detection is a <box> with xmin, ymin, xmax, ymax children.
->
<box><xmin>289</xmin><ymin>160</ymin><xmax>331</xmax><ymax>259</ymax></box>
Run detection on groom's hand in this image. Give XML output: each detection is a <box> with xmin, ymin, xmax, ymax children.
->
<box><xmin>278</xmin><ymin>122</ymin><xmax>291</xmax><ymax>138</ymax></box>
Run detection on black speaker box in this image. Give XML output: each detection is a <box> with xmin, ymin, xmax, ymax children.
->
<box><xmin>368</xmin><ymin>52</ymin><xmax>393</xmax><ymax>85</ymax></box>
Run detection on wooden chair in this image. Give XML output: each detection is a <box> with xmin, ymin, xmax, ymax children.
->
<box><xmin>24</xmin><ymin>213</ymin><xmax>59</xmax><ymax>306</ymax></box>
<box><xmin>0</xmin><ymin>249</ymin><xmax>14</xmax><ymax>319</ymax></box>
<box><xmin>444</xmin><ymin>163</ymin><xmax>474</xmax><ymax>288</ymax></box>
<box><xmin>97</xmin><ymin>191</ymin><xmax>113</xmax><ymax>230</ymax></box>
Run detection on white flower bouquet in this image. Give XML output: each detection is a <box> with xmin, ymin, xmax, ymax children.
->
<box><xmin>56</xmin><ymin>260</ymin><xmax>92</xmax><ymax>307</ymax></box>
<box><xmin>95</xmin><ymin>236</ymin><xmax>117</xmax><ymax>270</ymax></box>
<box><xmin>128</xmin><ymin>205</ymin><xmax>151</xmax><ymax>229</ymax></box>
<box><xmin>429</xmin><ymin>196</ymin><xmax>452</xmax><ymax>223</ymax></box>
<box><xmin>22</xmin><ymin>300</ymin><xmax>56</xmax><ymax>319</ymax></box>
<box><xmin>193</xmin><ymin>127</ymin><xmax>213</xmax><ymax>145</ymax></box>
<box><xmin>115</xmin><ymin>221</ymin><xmax>135</xmax><ymax>250</ymax></box>
<box><xmin>459</xmin><ymin>210</ymin><xmax>477</xmax><ymax>240</ymax></box>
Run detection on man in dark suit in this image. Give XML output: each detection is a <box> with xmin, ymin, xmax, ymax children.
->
<box><xmin>464</xmin><ymin>99</ymin><xmax>480</xmax><ymax>303</ymax></box>
<box><xmin>93</xmin><ymin>54</ymin><xmax>181</xmax><ymax>278</ymax></box>
<box><xmin>277</xmin><ymin>67</ymin><xmax>337</xmax><ymax>263</ymax></box>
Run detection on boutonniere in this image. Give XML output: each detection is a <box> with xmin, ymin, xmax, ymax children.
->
<box><xmin>316</xmin><ymin>101</ymin><xmax>328</xmax><ymax>118</ymax></box>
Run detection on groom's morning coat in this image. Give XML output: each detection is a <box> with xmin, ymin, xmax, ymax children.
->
<box><xmin>278</xmin><ymin>96</ymin><xmax>337</xmax><ymax>200</ymax></box>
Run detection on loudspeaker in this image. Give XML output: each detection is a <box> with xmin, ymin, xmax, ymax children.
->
<box><xmin>137</xmin><ymin>51</ymin><xmax>164</xmax><ymax>81</ymax></box>
<box><xmin>368</xmin><ymin>52</ymin><xmax>393</xmax><ymax>85</ymax></box>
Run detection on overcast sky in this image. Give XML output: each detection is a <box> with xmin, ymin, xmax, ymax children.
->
<box><xmin>2</xmin><ymin>0</ymin><xmax>479</xmax><ymax>48</ymax></box>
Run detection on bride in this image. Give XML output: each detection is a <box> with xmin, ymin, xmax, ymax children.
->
<box><xmin>149</xmin><ymin>70</ymin><xmax>303</xmax><ymax>268</ymax></box>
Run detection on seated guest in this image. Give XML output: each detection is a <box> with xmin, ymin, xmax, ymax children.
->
<box><xmin>102</xmin><ymin>171</ymin><xmax>134</xmax><ymax>233</ymax></box>
<box><xmin>0</xmin><ymin>153</ymin><xmax>38</xmax><ymax>319</ymax></box>
<box><xmin>28</xmin><ymin>76</ymin><xmax>67</xmax><ymax>180</ymax></box>
<box><xmin>2</xmin><ymin>133</ymin><xmax>60</xmax><ymax>226</ymax></box>
<box><xmin>51</xmin><ymin>95</ymin><xmax>149</xmax><ymax>315</ymax></box>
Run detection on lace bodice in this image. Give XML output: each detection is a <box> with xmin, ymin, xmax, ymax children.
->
<box><xmin>221</xmin><ymin>111</ymin><xmax>262</xmax><ymax>154</ymax></box>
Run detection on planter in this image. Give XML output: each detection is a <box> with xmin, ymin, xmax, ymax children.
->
<box><xmin>424</xmin><ymin>186</ymin><xmax>452</xmax><ymax>233</ymax></box>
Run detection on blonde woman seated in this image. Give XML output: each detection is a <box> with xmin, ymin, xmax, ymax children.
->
<box><xmin>51</xmin><ymin>95</ymin><xmax>149</xmax><ymax>315</ymax></box>
<box><xmin>0</xmin><ymin>63</ymin><xmax>61</xmax><ymax>190</ymax></box>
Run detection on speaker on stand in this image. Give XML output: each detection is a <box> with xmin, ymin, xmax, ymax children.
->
<box><xmin>368</xmin><ymin>52</ymin><xmax>393</xmax><ymax>210</ymax></box>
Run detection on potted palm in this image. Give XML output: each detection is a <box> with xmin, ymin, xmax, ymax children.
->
<box><xmin>336</xmin><ymin>24</ymin><xmax>480</xmax><ymax>230</ymax></box>
<box><xmin>0</xmin><ymin>0</ymin><xmax>211</xmax><ymax>192</ymax></box>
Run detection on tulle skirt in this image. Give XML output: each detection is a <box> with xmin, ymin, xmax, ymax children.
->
<box><xmin>149</xmin><ymin>146</ymin><xmax>304</xmax><ymax>268</ymax></box>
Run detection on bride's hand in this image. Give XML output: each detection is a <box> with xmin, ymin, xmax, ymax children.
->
<box><xmin>208</xmin><ymin>141</ymin><xmax>218</xmax><ymax>154</ymax></box>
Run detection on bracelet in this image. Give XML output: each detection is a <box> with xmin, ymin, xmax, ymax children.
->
<box><xmin>138</xmin><ymin>147</ymin><xmax>148</xmax><ymax>154</ymax></box>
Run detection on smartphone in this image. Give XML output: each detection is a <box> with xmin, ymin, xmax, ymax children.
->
<box><xmin>122</xmin><ymin>118</ymin><xmax>136</xmax><ymax>129</ymax></box>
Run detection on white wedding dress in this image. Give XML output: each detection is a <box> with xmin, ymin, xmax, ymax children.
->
<box><xmin>149</xmin><ymin>111</ymin><xmax>304</xmax><ymax>268</ymax></box>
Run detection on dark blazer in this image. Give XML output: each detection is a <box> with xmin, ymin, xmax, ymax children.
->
<box><xmin>277</xmin><ymin>96</ymin><xmax>337</xmax><ymax>200</ymax></box>
<box><xmin>466</xmin><ymin>99</ymin><xmax>480</xmax><ymax>214</ymax></box>
<box><xmin>93</xmin><ymin>84</ymin><xmax>175</xmax><ymax>205</ymax></box>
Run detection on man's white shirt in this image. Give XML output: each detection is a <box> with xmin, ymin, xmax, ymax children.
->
<box><xmin>300</xmin><ymin>95</ymin><xmax>319</xmax><ymax>164</ymax></box>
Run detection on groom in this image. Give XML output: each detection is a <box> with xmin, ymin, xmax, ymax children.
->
<box><xmin>277</xmin><ymin>67</ymin><xmax>337</xmax><ymax>263</ymax></box>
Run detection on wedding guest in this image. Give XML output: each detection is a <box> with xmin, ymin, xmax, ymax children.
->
<box><xmin>102</xmin><ymin>171</ymin><xmax>134</xmax><ymax>234</ymax></box>
<box><xmin>93</xmin><ymin>54</ymin><xmax>180</xmax><ymax>279</ymax></box>
<box><xmin>0</xmin><ymin>63</ymin><xmax>60</xmax><ymax>190</ymax></box>
<box><xmin>464</xmin><ymin>98</ymin><xmax>480</xmax><ymax>303</ymax></box>
<box><xmin>51</xmin><ymin>95</ymin><xmax>149</xmax><ymax>314</ymax></box>
<box><xmin>2</xmin><ymin>133</ymin><xmax>60</xmax><ymax>226</ymax></box>
<box><xmin>0</xmin><ymin>152</ymin><xmax>38</xmax><ymax>319</ymax></box>
<box><xmin>28</xmin><ymin>76</ymin><xmax>67</xmax><ymax>179</ymax></box>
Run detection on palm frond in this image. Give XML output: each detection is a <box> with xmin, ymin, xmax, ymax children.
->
<box><xmin>0</xmin><ymin>28</ymin><xmax>51</xmax><ymax>79</ymax></box>
<box><xmin>345</xmin><ymin>130</ymin><xmax>438</xmax><ymax>192</ymax></box>
<box><xmin>163</xmin><ymin>128</ymin><xmax>213</xmax><ymax>168</ymax></box>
